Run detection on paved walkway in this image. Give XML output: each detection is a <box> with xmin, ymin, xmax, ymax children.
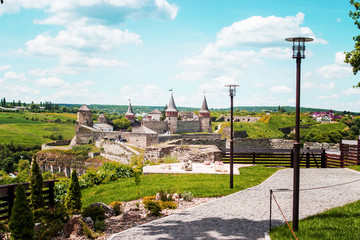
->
<box><xmin>109</xmin><ymin>168</ymin><xmax>360</xmax><ymax>240</ymax></box>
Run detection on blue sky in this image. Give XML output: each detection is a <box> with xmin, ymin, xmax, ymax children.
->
<box><xmin>0</xmin><ymin>0</ymin><xmax>359</xmax><ymax>111</ymax></box>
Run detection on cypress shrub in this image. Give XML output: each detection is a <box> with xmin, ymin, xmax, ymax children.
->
<box><xmin>65</xmin><ymin>170</ymin><xmax>82</xmax><ymax>213</ymax></box>
<box><xmin>9</xmin><ymin>184</ymin><xmax>35</xmax><ymax>240</ymax></box>
<box><xmin>30</xmin><ymin>156</ymin><xmax>45</xmax><ymax>210</ymax></box>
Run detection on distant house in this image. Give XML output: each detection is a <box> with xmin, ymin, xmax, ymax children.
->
<box><xmin>311</xmin><ymin>110</ymin><xmax>341</xmax><ymax>122</ymax></box>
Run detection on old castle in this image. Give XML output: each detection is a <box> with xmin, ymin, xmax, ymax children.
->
<box><xmin>71</xmin><ymin>92</ymin><xmax>212</xmax><ymax>148</ymax></box>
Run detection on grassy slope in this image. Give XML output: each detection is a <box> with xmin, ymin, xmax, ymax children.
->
<box><xmin>0</xmin><ymin>112</ymin><xmax>75</xmax><ymax>146</ymax></box>
<box><xmin>213</xmin><ymin>115</ymin><xmax>318</xmax><ymax>139</ymax></box>
<box><xmin>81</xmin><ymin>165</ymin><xmax>278</xmax><ymax>208</ymax></box>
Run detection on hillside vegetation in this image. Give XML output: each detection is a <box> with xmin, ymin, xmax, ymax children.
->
<box><xmin>0</xmin><ymin>112</ymin><xmax>75</xmax><ymax>146</ymax></box>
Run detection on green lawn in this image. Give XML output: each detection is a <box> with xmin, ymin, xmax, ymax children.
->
<box><xmin>0</xmin><ymin>112</ymin><xmax>75</xmax><ymax>146</ymax></box>
<box><xmin>81</xmin><ymin>165</ymin><xmax>278</xmax><ymax>208</ymax></box>
<box><xmin>270</xmin><ymin>200</ymin><xmax>360</xmax><ymax>240</ymax></box>
<box><xmin>270</xmin><ymin>166</ymin><xmax>360</xmax><ymax>239</ymax></box>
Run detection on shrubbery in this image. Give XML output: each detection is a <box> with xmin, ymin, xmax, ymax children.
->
<box><xmin>9</xmin><ymin>185</ymin><xmax>35</xmax><ymax>240</ymax></box>
<box><xmin>82</xmin><ymin>204</ymin><xmax>105</xmax><ymax>222</ymax></box>
<box><xmin>54</xmin><ymin>162</ymin><xmax>135</xmax><ymax>205</ymax></box>
<box><xmin>65</xmin><ymin>170</ymin><xmax>82</xmax><ymax>213</ymax></box>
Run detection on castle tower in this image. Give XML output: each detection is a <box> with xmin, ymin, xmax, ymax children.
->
<box><xmin>98</xmin><ymin>114</ymin><xmax>108</xmax><ymax>123</ymax></box>
<box><xmin>199</xmin><ymin>95</ymin><xmax>212</xmax><ymax>132</ymax></box>
<box><xmin>165</xmin><ymin>92</ymin><xmax>178</xmax><ymax>134</ymax></box>
<box><xmin>76</xmin><ymin>104</ymin><xmax>93</xmax><ymax>131</ymax></box>
<box><xmin>125</xmin><ymin>101</ymin><xmax>135</xmax><ymax>123</ymax></box>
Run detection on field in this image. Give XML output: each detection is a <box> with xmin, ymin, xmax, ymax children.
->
<box><xmin>0</xmin><ymin>112</ymin><xmax>76</xmax><ymax>146</ymax></box>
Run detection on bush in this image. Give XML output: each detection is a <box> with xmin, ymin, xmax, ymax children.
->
<box><xmin>65</xmin><ymin>170</ymin><xmax>82</xmax><ymax>213</ymax></box>
<box><xmin>30</xmin><ymin>157</ymin><xmax>45</xmax><ymax>210</ymax></box>
<box><xmin>82</xmin><ymin>204</ymin><xmax>105</xmax><ymax>222</ymax></box>
<box><xmin>160</xmin><ymin>201</ymin><xmax>178</xmax><ymax>210</ymax></box>
<box><xmin>33</xmin><ymin>204</ymin><xmax>69</xmax><ymax>240</ymax></box>
<box><xmin>143</xmin><ymin>200</ymin><xmax>162</xmax><ymax>216</ymax></box>
<box><xmin>142</xmin><ymin>195</ymin><xmax>156</xmax><ymax>202</ymax></box>
<box><xmin>158</xmin><ymin>189</ymin><xmax>174</xmax><ymax>202</ymax></box>
<box><xmin>9</xmin><ymin>185</ymin><xmax>35</xmax><ymax>240</ymax></box>
<box><xmin>109</xmin><ymin>201</ymin><xmax>123</xmax><ymax>216</ymax></box>
<box><xmin>94</xmin><ymin>220</ymin><xmax>106</xmax><ymax>232</ymax></box>
<box><xmin>181</xmin><ymin>191</ymin><xmax>194</xmax><ymax>202</ymax></box>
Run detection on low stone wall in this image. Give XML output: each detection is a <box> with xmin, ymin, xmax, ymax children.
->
<box><xmin>41</xmin><ymin>140</ymin><xmax>72</xmax><ymax>150</ymax></box>
<box><xmin>229</xmin><ymin>138</ymin><xmax>294</xmax><ymax>149</ymax></box>
<box><xmin>228</xmin><ymin>138</ymin><xmax>340</xmax><ymax>151</ymax></box>
<box><xmin>144</xmin><ymin>145</ymin><xmax>222</xmax><ymax>163</ymax></box>
<box><xmin>303</xmin><ymin>142</ymin><xmax>340</xmax><ymax>150</ymax></box>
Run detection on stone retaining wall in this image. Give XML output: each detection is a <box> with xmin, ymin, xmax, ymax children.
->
<box><xmin>144</xmin><ymin>145</ymin><xmax>222</xmax><ymax>163</ymax></box>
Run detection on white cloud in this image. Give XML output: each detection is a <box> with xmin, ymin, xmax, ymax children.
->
<box><xmin>303</xmin><ymin>81</ymin><xmax>335</xmax><ymax>90</ymax></box>
<box><xmin>22</xmin><ymin>24</ymin><xmax>139</xmax><ymax>71</ymax></box>
<box><xmin>36</xmin><ymin>77</ymin><xmax>69</xmax><ymax>88</ymax></box>
<box><xmin>318</xmin><ymin>94</ymin><xmax>338</xmax><ymax>100</ymax></box>
<box><xmin>0</xmin><ymin>0</ymin><xmax>178</xmax><ymax>24</ymax></box>
<box><xmin>0</xmin><ymin>65</ymin><xmax>11</xmax><ymax>72</ymax></box>
<box><xmin>177</xmin><ymin>13</ymin><xmax>324</xmax><ymax>84</ymax></box>
<box><xmin>303</xmin><ymin>81</ymin><xmax>316</xmax><ymax>90</ymax></box>
<box><xmin>341</xmin><ymin>88</ymin><xmax>360</xmax><ymax>95</ymax></box>
<box><xmin>215</xmin><ymin>12</ymin><xmax>327</xmax><ymax>48</ymax></box>
<box><xmin>317</xmin><ymin>52</ymin><xmax>352</xmax><ymax>79</ymax></box>
<box><xmin>4</xmin><ymin>71</ymin><xmax>27</xmax><ymax>81</ymax></box>
<box><xmin>270</xmin><ymin>85</ymin><xmax>293</xmax><ymax>93</ymax></box>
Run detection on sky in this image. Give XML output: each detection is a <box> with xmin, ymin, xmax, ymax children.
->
<box><xmin>0</xmin><ymin>0</ymin><xmax>359</xmax><ymax>111</ymax></box>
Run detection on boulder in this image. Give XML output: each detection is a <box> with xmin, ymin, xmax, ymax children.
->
<box><xmin>89</xmin><ymin>202</ymin><xmax>115</xmax><ymax>218</ymax></box>
<box><xmin>63</xmin><ymin>216</ymin><xmax>83</xmax><ymax>237</ymax></box>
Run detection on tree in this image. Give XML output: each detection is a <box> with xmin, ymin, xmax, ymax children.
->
<box><xmin>9</xmin><ymin>185</ymin><xmax>35</xmax><ymax>240</ymax></box>
<box><xmin>65</xmin><ymin>170</ymin><xmax>82</xmax><ymax>213</ymax></box>
<box><xmin>30</xmin><ymin>157</ymin><xmax>45</xmax><ymax>210</ymax></box>
<box><xmin>345</xmin><ymin>0</ymin><xmax>360</xmax><ymax>84</ymax></box>
<box><xmin>113</xmin><ymin>118</ymin><xmax>131</xmax><ymax>130</ymax></box>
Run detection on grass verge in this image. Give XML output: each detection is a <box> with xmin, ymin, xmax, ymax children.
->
<box><xmin>82</xmin><ymin>165</ymin><xmax>278</xmax><ymax>208</ymax></box>
<box><xmin>270</xmin><ymin>200</ymin><xmax>360</xmax><ymax>239</ymax></box>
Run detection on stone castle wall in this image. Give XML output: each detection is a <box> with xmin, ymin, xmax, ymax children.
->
<box><xmin>129</xmin><ymin>133</ymin><xmax>158</xmax><ymax>148</ymax></box>
<box><xmin>176</xmin><ymin>120</ymin><xmax>201</xmax><ymax>133</ymax></box>
<box><xmin>142</xmin><ymin>121</ymin><xmax>168</xmax><ymax>134</ymax></box>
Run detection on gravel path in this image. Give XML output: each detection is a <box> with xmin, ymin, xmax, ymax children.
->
<box><xmin>108</xmin><ymin>168</ymin><xmax>360</xmax><ymax>240</ymax></box>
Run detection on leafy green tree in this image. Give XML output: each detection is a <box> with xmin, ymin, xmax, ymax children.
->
<box><xmin>18</xmin><ymin>159</ymin><xmax>30</xmax><ymax>172</ymax></box>
<box><xmin>113</xmin><ymin>117</ymin><xmax>131</xmax><ymax>130</ymax></box>
<box><xmin>345</xmin><ymin>0</ymin><xmax>360</xmax><ymax>83</ymax></box>
<box><xmin>30</xmin><ymin>157</ymin><xmax>45</xmax><ymax>210</ymax></box>
<box><xmin>9</xmin><ymin>185</ymin><xmax>35</xmax><ymax>240</ymax></box>
<box><xmin>65</xmin><ymin>170</ymin><xmax>82</xmax><ymax>213</ymax></box>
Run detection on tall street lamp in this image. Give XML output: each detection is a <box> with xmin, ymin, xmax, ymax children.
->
<box><xmin>285</xmin><ymin>37</ymin><xmax>313</xmax><ymax>231</ymax></box>
<box><xmin>225</xmin><ymin>84</ymin><xmax>239</xmax><ymax>189</ymax></box>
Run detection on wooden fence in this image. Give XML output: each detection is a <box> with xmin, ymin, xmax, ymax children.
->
<box><xmin>0</xmin><ymin>180</ymin><xmax>56</xmax><ymax>222</ymax></box>
<box><xmin>221</xmin><ymin>148</ymin><xmax>326</xmax><ymax>168</ymax></box>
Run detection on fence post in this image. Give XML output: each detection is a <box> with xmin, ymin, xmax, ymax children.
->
<box><xmin>358</xmin><ymin>137</ymin><xmax>360</xmax><ymax>165</ymax></box>
<box><xmin>340</xmin><ymin>142</ymin><xmax>344</xmax><ymax>168</ymax></box>
<box><xmin>306</xmin><ymin>147</ymin><xmax>310</xmax><ymax>168</ymax></box>
<box><xmin>48</xmin><ymin>180</ymin><xmax>55</xmax><ymax>209</ymax></box>
<box><xmin>252</xmin><ymin>152</ymin><xmax>255</xmax><ymax>164</ymax></box>
<box><xmin>290</xmin><ymin>149</ymin><xmax>294</xmax><ymax>168</ymax></box>
<box><xmin>8</xmin><ymin>184</ymin><xmax>15</xmax><ymax>219</ymax></box>
<box><xmin>269</xmin><ymin>189</ymin><xmax>273</xmax><ymax>232</ymax></box>
<box><xmin>321</xmin><ymin>149</ymin><xmax>326</xmax><ymax>168</ymax></box>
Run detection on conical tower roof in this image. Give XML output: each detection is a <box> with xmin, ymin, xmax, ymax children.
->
<box><xmin>125</xmin><ymin>102</ymin><xmax>135</xmax><ymax>116</ymax></box>
<box><xmin>165</xmin><ymin>92</ymin><xmax>178</xmax><ymax>112</ymax></box>
<box><xmin>199</xmin><ymin>95</ymin><xmax>210</xmax><ymax>113</ymax></box>
<box><xmin>79</xmin><ymin>104</ymin><xmax>91</xmax><ymax>111</ymax></box>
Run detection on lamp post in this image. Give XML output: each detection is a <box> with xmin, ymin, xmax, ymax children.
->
<box><xmin>285</xmin><ymin>37</ymin><xmax>313</xmax><ymax>231</ymax></box>
<box><xmin>225</xmin><ymin>84</ymin><xmax>239</xmax><ymax>189</ymax></box>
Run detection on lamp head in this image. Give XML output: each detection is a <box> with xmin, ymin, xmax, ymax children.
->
<box><xmin>285</xmin><ymin>37</ymin><xmax>313</xmax><ymax>59</ymax></box>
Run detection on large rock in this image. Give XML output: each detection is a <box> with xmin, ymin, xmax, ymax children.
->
<box><xmin>63</xmin><ymin>216</ymin><xmax>83</xmax><ymax>237</ymax></box>
<box><xmin>90</xmin><ymin>202</ymin><xmax>115</xmax><ymax>218</ymax></box>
